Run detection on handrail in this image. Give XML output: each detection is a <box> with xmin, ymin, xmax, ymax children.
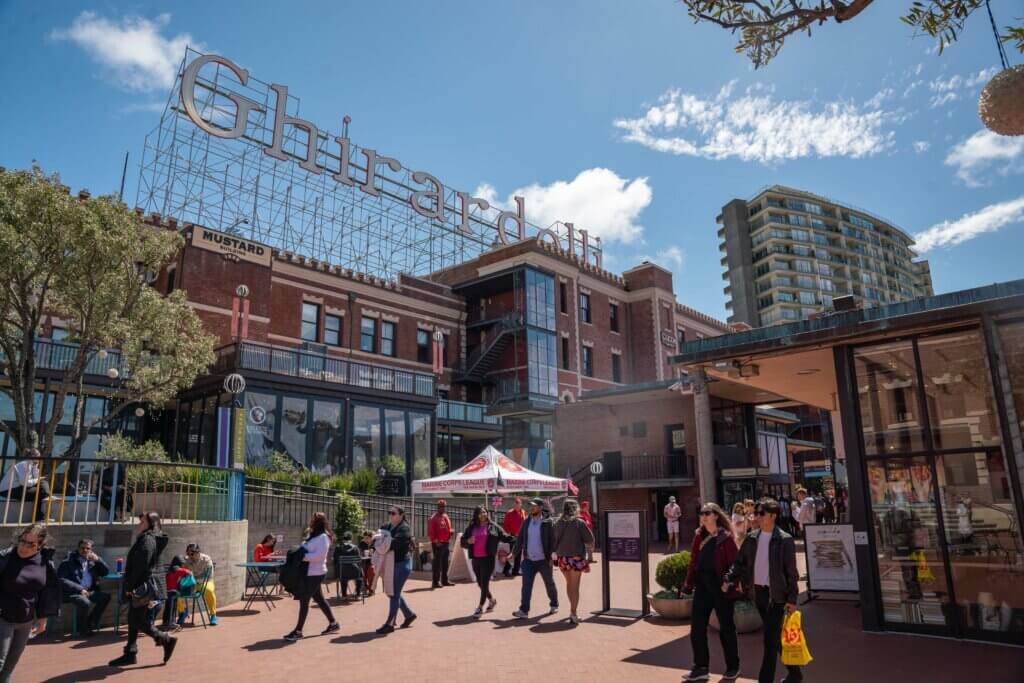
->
<box><xmin>218</xmin><ymin>340</ymin><xmax>436</xmax><ymax>398</ymax></box>
<box><xmin>0</xmin><ymin>338</ymin><xmax>127</xmax><ymax>377</ymax></box>
<box><xmin>460</xmin><ymin>312</ymin><xmax>523</xmax><ymax>378</ymax></box>
<box><xmin>437</xmin><ymin>399</ymin><xmax>501</xmax><ymax>425</ymax></box>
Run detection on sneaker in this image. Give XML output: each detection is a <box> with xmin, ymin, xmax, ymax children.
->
<box><xmin>400</xmin><ymin>614</ymin><xmax>417</xmax><ymax>629</ymax></box>
<box><xmin>162</xmin><ymin>636</ymin><xmax>178</xmax><ymax>664</ymax></box>
<box><xmin>431</xmin><ymin>584</ymin><xmax>440</xmax><ymax>589</ymax></box>
<box><xmin>442</xmin><ymin>582</ymin><xmax>456</xmax><ymax>587</ymax></box>
<box><xmin>472</xmin><ymin>607</ymin><xmax>483</xmax><ymax>618</ymax></box>
<box><xmin>512</xmin><ymin>609</ymin><xmax>528</xmax><ymax>619</ymax></box>
<box><xmin>375</xmin><ymin>624</ymin><xmax>395</xmax><ymax>634</ymax></box>
<box><xmin>283</xmin><ymin>630</ymin><xmax>303</xmax><ymax>641</ymax></box>
<box><xmin>683</xmin><ymin>668</ymin><xmax>709</xmax><ymax>682</ymax></box>
<box><xmin>321</xmin><ymin>622</ymin><xmax>340</xmax><ymax>635</ymax></box>
<box><xmin>486</xmin><ymin>597</ymin><xmax>497</xmax><ymax>612</ymax></box>
<box><xmin>569</xmin><ymin>614</ymin><xmax>581</xmax><ymax>625</ymax></box>
<box><xmin>722</xmin><ymin>668</ymin><xmax>740</xmax><ymax>680</ymax></box>
<box><xmin>548</xmin><ymin>606</ymin><xmax>559</xmax><ymax>615</ymax></box>
<box><xmin>209</xmin><ymin>615</ymin><xmax>218</xmax><ymax>626</ymax></box>
<box><xmin>108</xmin><ymin>652</ymin><xmax>137</xmax><ymax>667</ymax></box>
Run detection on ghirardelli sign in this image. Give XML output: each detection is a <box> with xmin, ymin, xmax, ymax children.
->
<box><xmin>179</xmin><ymin>53</ymin><xmax>601</xmax><ymax>267</ymax></box>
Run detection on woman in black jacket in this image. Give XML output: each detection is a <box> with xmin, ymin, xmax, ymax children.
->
<box><xmin>461</xmin><ymin>506</ymin><xmax>515</xmax><ymax>618</ymax></box>
<box><xmin>109</xmin><ymin>512</ymin><xmax>177</xmax><ymax>667</ymax></box>
<box><xmin>0</xmin><ymin>523</ymin><xmax>60</xmax><ymax>683</ymax></box>
<box><xmin>375</xmin><ymin>506</ymin><xmax>417</xmax><ymax>634</ymax></box>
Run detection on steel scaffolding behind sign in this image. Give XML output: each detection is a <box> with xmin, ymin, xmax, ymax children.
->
<box><xmin>137</xmin><ymin>48</ymin><xmax>602</xmax><ymax>279</ymax></box>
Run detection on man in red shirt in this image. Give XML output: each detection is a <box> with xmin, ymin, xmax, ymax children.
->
<box><xmin>428</xmin><ymin>500</ymin><xmax>454</xmax><ymax>588</ymax></box>
<box><xmin>502</xmin><ymin>497</ymin><xmax>527</xmax><ymax>577</ymax></box>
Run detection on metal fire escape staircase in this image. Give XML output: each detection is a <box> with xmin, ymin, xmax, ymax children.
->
<box><xmin>458</xmin><ymin>312</ymin><xmax>523</xmax><ymax>383</ymax></box>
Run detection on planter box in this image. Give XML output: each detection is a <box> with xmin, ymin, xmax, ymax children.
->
<box><xmin>710</xmin><ymin>600</ymin><xmax>762</xmax><ymax>633</ymax></box>
<box><xmin>647</xmin><ymin>593</ymin><xmax>694</xmax><ymax>620</ymax></box>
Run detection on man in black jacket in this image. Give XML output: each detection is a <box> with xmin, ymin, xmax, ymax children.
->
<box><xmin>511</xmin><ymin>498</ymin><xmax>559</xmax><ymax>619</ymax></box>
<box><xmin>57</xmin><ymin>539</ymin><xmax>111</xmax><ymax>636</ymax></box>
<box><xmin>724</xmin><ymin>498</ymin><xmax>803</xmax><ymax>683</ymax></box>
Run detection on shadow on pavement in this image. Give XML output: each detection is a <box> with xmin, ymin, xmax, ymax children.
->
<box><xmin>242</xmin><ymin>638</ymin><xmax>294</xmax><ymax>652</ymax></box>
<box><xmin>331</xmin><ymin>631</ymin><xmax>388</xmax><ymax>645</ymax></box>
<box><xmin>40</xmin><ymin>663</ymin><xmax>164</xmax><ymax>682</ymax></box>
<box><xmin>529</xmin><ymin>619</ymin><xmax>577</xmax><ymax>634</ymax></box>
<box><xmin>432</xmin><ymin>615</ymin><xmax>482</xmax><ymax>627</ymax></box>
<box><xmin>216</xmin><ymin>609</ymin><xmax>260</xmax><ymax>617</ymax></box>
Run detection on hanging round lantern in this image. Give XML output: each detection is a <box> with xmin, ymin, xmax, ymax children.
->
<box><xmin>106</xmin><ymin>367</ymin><xmax>119</xmax><ymax>379</ymax></box>
<box><xmin>134</xmin><ymin>407</ymin><xmax>145</xmax><ymax>418</ymax></box>
<box><xmin>97</xmin><ymin>349</ymin><xmax>108</xmax><ymax>360</ymax></box>
<box><xmin>223</xmin><ymin>373</ymin><xmax>246</xmax><ymax>395</ymax></box>
<box><xmin>979</xmin><ymin>65</ymin><xmax>1024</xmax><ymax>136</ymax></box>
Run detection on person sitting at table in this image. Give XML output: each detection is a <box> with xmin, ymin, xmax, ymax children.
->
<box><xmin>163</xmin><ymin>556</ymin><xmax>194</xmax><ymax>631</ymax></box>
<box><xmin>0</xmin><ymin>448</ymin><xmax>51</xmax><ymax>522</ymax></box>
<box><xmin>359</xmin><ymin>532</ymin><xmax>376</xmax><ymax>596</ymax></box>
<box><xmin>183</xmin><ymin>543</ymin><xmax>218</xmax><ymax>626</ymax></box>
<box><xmin>333</xmin><ymin>532</ymin><xmax>364</xmax><ymax>598</ymax></box>
<box><xmin>56</xmin><ymin>538</ymin><xmax>111</xmax><ymax>636</ymax></box>
<box><xmin>254</xmin><ymin>535</ymin><xmax>279</xmax><ymax>562</ymax></box>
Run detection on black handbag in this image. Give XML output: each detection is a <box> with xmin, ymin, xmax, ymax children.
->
<box><xmin>129</xmin><ymin>577</ymin><xmax>158</xmax><ymax>608</ymax></box>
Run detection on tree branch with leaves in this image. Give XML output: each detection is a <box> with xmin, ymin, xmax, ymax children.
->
<box><xmin>0</xmin><ymin>166</ymin><xmax>216</xmax><ymax>461</ymax></box>
<box><xmin>682</xmin><ymin>1</ymin><xmax>1023</xmax><ymax>67</ymax></box>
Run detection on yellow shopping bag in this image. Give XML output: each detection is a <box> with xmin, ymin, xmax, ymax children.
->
<box><xmin>781</xmin><ymin>610</ymin><xmax>813</xmax><ymax>667</ymax></box>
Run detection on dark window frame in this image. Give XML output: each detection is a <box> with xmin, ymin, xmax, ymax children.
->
<box><xmin>324</xmin><ymin>313</ymin><xmax>342</xmax><ymax>346</ymax></box>
<box><xmin>360</xmin><ymin>317</ymin><xmax>377</xmax><ymax>353</ymax></box>
<box><xmin>301</xmin><ymin>302</ymin><xmax>321</xmax><ymax>343</ymax></box>
<box><xmin>381</xmin><ymin>321</ymin><xmax>397</xmax><ymax>357</ymax></box>
<box><xmin>581</xmin><ymin>345</ymin><xmax>593</xmax><ymax>377</ymax></box>
<box><xmin>610</xmin><ymin>303</ymin><xmax>619</xmax><ymax>333</ymax></box>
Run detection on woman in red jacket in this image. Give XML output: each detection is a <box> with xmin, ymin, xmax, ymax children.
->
<box><xmin>682</xmin><ymin>503</ymin><xmax>740</xmax><ymax>682</ymax></box>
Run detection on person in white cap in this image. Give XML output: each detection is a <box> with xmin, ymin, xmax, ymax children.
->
<box><xmin>664</xmin><ymin>496</ymin><xmax>683</xmax><ymax>553</ymax></box>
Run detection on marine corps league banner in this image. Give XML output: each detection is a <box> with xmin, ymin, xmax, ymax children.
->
<box><xmin>804</xmin><ymin>523</ymin><xmax>860</xmax><ymax>593</ymax></box>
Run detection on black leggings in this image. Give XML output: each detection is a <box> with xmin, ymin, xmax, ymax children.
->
<box><xmin>472</xmin><ymin>556</ymin><xmax>495</xmax><ymax>606</ymax></box>
<box><xmin>125</xmin><ymin>603</ymin><xmax>168</xmax><ymax>654</ymax></box>
<box><xmin>295</xmin><ymin>575</ymin><xmax>334</xmax><ymax>632</ymax></box>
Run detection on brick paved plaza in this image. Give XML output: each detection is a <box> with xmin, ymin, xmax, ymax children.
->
<box><xmin>19</xmin><ymin>552</ymin><xmax>1024</xmax><ymax>683</ymax></box>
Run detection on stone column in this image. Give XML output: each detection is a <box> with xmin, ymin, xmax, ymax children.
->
<box><xmin>692</xmin><ymin>371</ymin><xmax>716</xmax><ymax>504</ymax></box>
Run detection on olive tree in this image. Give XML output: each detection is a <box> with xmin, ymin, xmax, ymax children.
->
<box><xmin>0</xmin><ymin>166</ymin><xmax>216</xmax><ymax>460</ymax></box>
<box><xmin>682</xmin><ymin>1</ymin><xmax>1023</xmax><ymax>67</ymax></box>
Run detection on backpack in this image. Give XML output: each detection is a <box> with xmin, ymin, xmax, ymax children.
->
<box><xmin>177</xmin><ymin>573</ymin><xmax>197</xmax><ymax>595</ymax></box>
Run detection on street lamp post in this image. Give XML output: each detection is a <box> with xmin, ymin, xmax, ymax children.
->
<box><xmin>545</xmin><ymin>438</ymin><xmax>554</xmax><ymax>476</ymax></box>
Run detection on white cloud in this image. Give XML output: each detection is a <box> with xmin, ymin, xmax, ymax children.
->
<box><xmin>50</xmin><ymin>12</ymin><xmax>199</xmax><ymax>91</ymax></box>
<box><xmin>927</xmin><ymin>67</ymin><xmax>998</xmax><ymax>108</ymax></box>
<box><xmin>914</xmin><ymin>197</ymin><xmax>1024</xmax><ymax>252</ymax></box>
<box><xmin>913</xmin><ymin>141</ymin><xmax>930</xmax><ymax>154</ymax></box>
<box><xmin>614</xmin><ymin>81</ymin><xmax>895</xmax><ymax>164</ymax></box>
<box><xmin>944</xmin><ymin>129</ymin><xmax>1024</xmax><ymax>186</ymax></box>
<box><xmin>640</xmin><ymin>245</ymin><xmax>685</xmax><ymax>270</ymax></box>
<box><xmin>475</xmin><ymin>168</ymin><xmax>652</xmax><ymax>245</ymax></box>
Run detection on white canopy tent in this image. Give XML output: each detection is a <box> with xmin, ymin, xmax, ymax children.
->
<box><xmin>410</xmin><ymin>444</ymin><xmax>572</xmax><ymax>582</ymax></box>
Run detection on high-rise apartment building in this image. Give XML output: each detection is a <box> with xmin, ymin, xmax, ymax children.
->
<box><xmin>718</xmin><ymin>186</ymin><xmax>933</xmax><ymax>327</ymax></box>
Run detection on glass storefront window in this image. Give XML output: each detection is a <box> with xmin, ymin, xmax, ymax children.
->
<box><xmin>854</xmin><ymin>341</ymin><xmax>926</xmax><ymax>455</ymax></box>
<box><xmin>383</xmin><ymin>409</ymin><xmax>407</xmax><ymax>473</ymax></box>
<box><xmin>244</xmin><ymin>392</ymin><xmax>277</xmax><ymax>467</ymax></box>
<box><xmin>279</xmin><ymin>396</ymin><xmax>308</xmax><ymax>469</ymax></box>
<box><xmin>352</xmin><ymin>404</ymin><xmax>380</xmax><ymax>472</ymax></box>
<box><xmin>918</xmin><ymin>330</ymin><xmax>1002</xmax><ymax>450</ymax></box>
<box><xmin>997</xmin><ymin>321</ymin><xmax>1024</xmax><ymax>436</ymax></box>
<box><xmin>525</xmin><ymin>268</ymin><xmax>556</xmax><ymax>330</ymax></box>
<box><xmin>410</xmin><ymin>412</ymin><xmax>431</xmax><ymax>480</ymax></box>
<box><xmin>527</xmin><ymin>329</ymin><xmax>558</xmax><ymax>397</ymax></box>
<box><xmin>310</xmin><ymin>401</ymin><xmax>343</xmax><ymax>475</ymax></box>
<box><xmin>936</xmin><ymin>451</ymin><xmax>1024</xmax><ymax>639</ymax></box>
<box><xmin>867</xmin><ymin>457</ymin><xmax>951</xmax><ymax>629</ymax></box>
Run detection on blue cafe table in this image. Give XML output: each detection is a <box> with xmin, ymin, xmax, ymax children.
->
<box><xmin>237</xmin><ymin>561</ymin><xmax>285</xmax><ymax>611</ymax></box>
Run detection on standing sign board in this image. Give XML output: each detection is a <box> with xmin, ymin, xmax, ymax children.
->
<box><xmin>803</xmin><ymin>523</ymin><xmax>860</xmax><ymax>598</ymax></box>
<box><xmin>599</xmin><ymin>510</ymin><xmax>649</xmax><ymax>618</ymax></box>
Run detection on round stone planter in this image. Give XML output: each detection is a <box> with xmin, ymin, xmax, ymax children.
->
<box><xmin>647</xmin><ymin>593</ymin><xmax>694</xmax><ymax>620</ymax></box>
<box><xmin>710</xmin><ymin>600</ymin><xmax>762</xmax><ymax>633</ymax></box>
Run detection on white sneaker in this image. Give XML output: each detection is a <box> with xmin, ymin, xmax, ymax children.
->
<box><xmin>472</xmin><ymin>607</ymin><xmax>483</xmax><ymax>618</ymax></box>
<box><xmin>486</xmin><ymin>597</ymin><xmax>497</xmax><ymax>612</ymax></box>
<box><xmin>569</xmin><ymin>614</ymin><xmax>580</xmax><ymax>625</ymax></box>
<box><xmin>512</xmin><ymin>609</ymin><xmax>528</xmax><ymax>619</ymax></box>
<box><xmin>548</xmin><ymin>606</ymin><xmax>559</xmax><ymax>615</ymax></box>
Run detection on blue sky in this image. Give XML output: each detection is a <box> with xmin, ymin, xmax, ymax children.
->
<box><xmin>1</xmin><ymin>1</ymin><xmax>1022</xmax><ymax>320</ymax></box>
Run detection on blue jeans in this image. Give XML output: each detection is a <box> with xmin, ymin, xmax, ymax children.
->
<box><xmin>386</xmin><ymin>558</ymin><xmax>414</xmax><ymax>624</ymax></box>
<box><xmin>519</xmin><ymin>558</ymin><xmax>558</xmax><ymax>614</ymax></box>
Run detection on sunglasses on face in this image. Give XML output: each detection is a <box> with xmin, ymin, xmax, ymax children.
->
<box><xmin>755</xmin><ymin>511</ymin><xmax>767</xmax><ymax>516</ymax></box>
<box><xmin>699</xmin><ymin>511</ymin><xmax>715</xmax><ymax>517</ymax></box>
<box><xmin>389</xmin><ymin>511</ymin><xmax>399</xmax><ymax>516</ymax></box>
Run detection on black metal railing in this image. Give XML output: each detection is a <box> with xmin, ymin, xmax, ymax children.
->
<box><xmin>437</xmin><ymin>399</ymin><xmax>501</xmax><ymax>426</ymax></box>
<box><xmin>0</xmin><ymin>339</ymin><xmax>127</xmax><ymax>378</ymax></box>
<box><xmin>217</xmin><ymin>340</ymin><xmax>435</xmax><ymax>398</ymax></box>
<box><xmin>600</xmin><ymin>454</ymin><xmax>693</xmax><ymax>482</ymax></box>
<box><xmin>244</xmin><ymin>477</ymin><xmax>475</xmax><ymax>539</ymax></box>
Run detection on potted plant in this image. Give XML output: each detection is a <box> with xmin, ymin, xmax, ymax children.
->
<box><xmin>647</xmin><ymin>551</ymin><xmax>694</xmax><ymax>619</ymax></box>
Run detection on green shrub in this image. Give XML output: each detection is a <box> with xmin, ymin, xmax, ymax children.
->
<box><xmin>334</xmin><ymin>491</ymin><xmax>366</xmax><ymax>538</ymax></box>
<box><xmin>99</xmin><ymin>434</ymin><xmax>172</xmax><ymax>491</ymax></box>
<box><xmin>655</xmin><ymin>551</ymin><xmax>692</xmax><ymax>597</ymax></box>
<box><xmin>298</xmin><ymin>470</ymin><xmax>326</xmax><ymax>489</ymax></box>
<box><xmin>349</xmin><ymin>468</ymin><xmax>379</xmax><ymax>494</ymax></box>
<box><xmin>434</xmin><ymin>457</ymin><xmax>448</xmax><ymax>475</ymax></box>
<box><xmin>322</xmin><ymin>474</ymin><xmax>353</xmax><ymax>492</ymax></box>
<box><xmin>381</xmin><ymin>454</ymin><xmax>405</xmax><ymax>475</ymax></box>
<box><xmin>269</xmin><ymin>470</ymin><xmax>296</xmax><ymax>495</ymax></box>
<box><xmin>268</xmin><ymin>451</ymin><xmax>299</xmax><ymax>474</ymax></box>
<box><xmin>244</xmin><ymin>464</ymin><xmax>271</xmax><ymax>482</ymax></box>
